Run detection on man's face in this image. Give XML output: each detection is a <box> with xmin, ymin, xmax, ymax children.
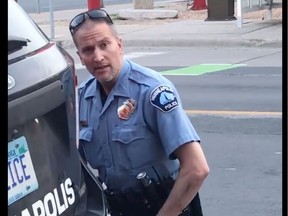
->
<box><xmin>74</xmin><ymin>20</ymin><xmax>123</xmax><ymax>84</ymax></box>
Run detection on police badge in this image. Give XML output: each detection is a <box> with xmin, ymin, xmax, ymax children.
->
<box><xmin>117</xmin><ymin>99</ymin><xmax>137</xmax><ymax>120</ymax></box>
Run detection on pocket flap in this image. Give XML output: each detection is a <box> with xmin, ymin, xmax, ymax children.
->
<box><xmin>112</xmin><ymin>126</ymin><xmax>145</xmax><ymax>144</ymax></box>
<box><xmin>79</xmin><ymin>127</ymin><xmax>93</xmax><ymax>142</ymax></box>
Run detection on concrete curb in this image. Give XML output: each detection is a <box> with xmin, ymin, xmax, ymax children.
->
<box><xmin>49</xmin><ymin>19</ymin><xmax>282</xmax><ymax>49</ymax></box>
<box><xmin>55</xmin><ymin>38</ymin><xmax>282</xmax><ymax>49</ymax></box>
<box><xmin>122</xmin><ymin>39</ymin><xmax>282</xmax><ymax>48</ymax></box>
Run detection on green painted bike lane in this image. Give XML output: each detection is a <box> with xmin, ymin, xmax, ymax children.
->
<box><xmin>160</xmin><ymin>64</ymin><xmax>246</xmax><ymax>75</ymax></box>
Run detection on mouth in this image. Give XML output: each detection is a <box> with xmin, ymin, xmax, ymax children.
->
<box><xmin>95</xmin><ymin>65</ymin><xmax>108</xmax><ymax>70</ymax></box>
<box><xmin>94</xmin><ymin>65</ymin><xmax>109</xmax><ymax>74</ymax></box>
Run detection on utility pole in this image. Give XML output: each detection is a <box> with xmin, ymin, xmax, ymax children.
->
<box><xmin>49</xmin><ymin>0</ymin><xmax>55</xmax><ymax>39</ymax></box>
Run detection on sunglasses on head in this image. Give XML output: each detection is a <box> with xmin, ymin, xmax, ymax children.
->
<box><xmin>69</xmin><ymin>9</ymin><xmax>113</xmax><ymax>35</ymax></box>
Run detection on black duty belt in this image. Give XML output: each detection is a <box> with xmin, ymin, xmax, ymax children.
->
<box><xmin>104</xmin><ymin>188</ymin><xmax>203</xmax><ymax>216</ymax></box>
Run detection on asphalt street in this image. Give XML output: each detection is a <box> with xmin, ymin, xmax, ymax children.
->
<box><xmin>167</xmin><ymin>67</ymin><xmax>281</xmax><ymax>216</ymax></box>
<box><xmin>197</xmin><ymin>125</ymin><xmax>281</xmax><ymax>216</ymax></box>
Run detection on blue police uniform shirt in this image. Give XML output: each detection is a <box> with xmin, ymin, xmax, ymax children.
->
<box><xmin>78</xmin><ymin>59</ymin><xmax>201</xmax><ymax>191</ymax></box>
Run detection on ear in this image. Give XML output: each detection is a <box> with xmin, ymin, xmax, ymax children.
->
<box><xmin>117</xmin><ymin>37</ymin><xmax>123</xmax><ymax>54</ymax></box>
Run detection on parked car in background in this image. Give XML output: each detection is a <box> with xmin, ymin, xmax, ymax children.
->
<box><xmin>8</xmin><ymin>0</ymin><xmax>107</xmax><ymax>215</ymax></box>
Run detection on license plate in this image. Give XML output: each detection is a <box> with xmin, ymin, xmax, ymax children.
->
<box><xmin>8</xmin><ymin>136</ymin><xmax>39</xmax><ymax>206</ymax></box>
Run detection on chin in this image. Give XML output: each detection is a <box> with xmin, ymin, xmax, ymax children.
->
<box><xmin>99</xmin><ymin>75</ymin><xmax>114</xmax><ymax>83</ymax></box>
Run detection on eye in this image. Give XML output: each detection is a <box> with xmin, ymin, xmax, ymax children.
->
<box><xmin>100</xmin><ymin>42</ymin><xmax>108</xmax><ymax>49</ymax></box>
<box><xmin>82</xmin><ymin>46</ymin><xmax>94</xmax><ymax>54</ymax></box>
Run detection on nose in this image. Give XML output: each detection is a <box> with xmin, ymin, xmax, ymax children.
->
<box><xmin>93</xmin><ymin>49</ymin><xmax>104</xmax><ymax>63</ymax></box>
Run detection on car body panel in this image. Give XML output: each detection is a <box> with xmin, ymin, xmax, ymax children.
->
<box><xmin>8</xmin><ymin>0</ymin><xmax>107</xmax><ymax>215</ymax></box>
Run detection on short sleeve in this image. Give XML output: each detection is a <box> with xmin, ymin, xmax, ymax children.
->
<box><xmin>145</xmin><ymin>83</ymin><xmax>201</xmax><ymax>159</ymax></box>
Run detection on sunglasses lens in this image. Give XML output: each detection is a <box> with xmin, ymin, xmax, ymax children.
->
<box><xmin>88</xmin><ymin>10</ymin><xmax>105</xmax><ymax>17</ymax></box>
<box><xmin>88</xmin><ymin>10</ymin><xmax>113</xmax><ymax>24</ymax></box>
<box><xmin>69</xmin><ymin>14</ymin><xmax>84</xmax><ymax>32</ymax></box>
<box><xmin>69</xmin><ymin>10</ymin><xmax>113</xmax><ymax>35</ymax></box>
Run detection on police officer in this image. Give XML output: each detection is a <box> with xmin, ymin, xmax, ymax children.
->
<box><xmin>69</xmin><ymin>9</ymin><xmax>209</xmax><ymax>216</ymax></box>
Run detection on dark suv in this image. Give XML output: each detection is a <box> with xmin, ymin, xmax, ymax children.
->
<box><xmin>8</xmin><ymin>0</ymin><xmax>107</xmax><ymax>215</ymax></box>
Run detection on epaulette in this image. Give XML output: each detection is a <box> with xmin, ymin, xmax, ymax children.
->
<box><xmin>77</xmin><ymin>75</ymin><xmax>95</xmax><ymax>97</ymax></box>
<box><xmin>78</xmin><ymin>75</ymin><xmax>95</xmax><ymax>90</ymax></box>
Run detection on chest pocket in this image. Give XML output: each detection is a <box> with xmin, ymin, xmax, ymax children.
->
<box><xmin>112</xmin><ymin>126</ymin><xmax>145</xmax><ymax>143</ymax></box>
<box><xmin>112</xmin><ymin>125</ymin><xmax>162</xmax><ymax>170</ymax></box>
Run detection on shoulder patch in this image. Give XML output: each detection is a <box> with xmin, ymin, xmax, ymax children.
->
<box><xmin>150</xmin><ymin>85</ymin><xmax>179</xmax><ymax>112</ymax></box>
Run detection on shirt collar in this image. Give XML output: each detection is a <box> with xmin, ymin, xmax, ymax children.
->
<box><xmin>111</xmin><ymin>59</ymin><xmax>131</xmax><ymax>97</ymax></box>
<box><xmin>82</xmin><ymin>75</ymin><xmax>96</xmax><ymax>99</ymax></box>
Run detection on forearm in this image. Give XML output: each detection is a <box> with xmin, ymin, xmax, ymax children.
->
<box><xmin>157</xmin><ymin>141</ymin><xmax>209</xmax><ymax>216</ymax></box>
<box><xmin>156</xmin><ymin>170</ymin><xmax>205</xmax><ymax>216</ymax></box>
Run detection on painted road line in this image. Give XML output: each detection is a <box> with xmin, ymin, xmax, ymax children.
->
<box><xmin>185</xmin><ymin>110</ymin><xmax>282</xmax><ymax>118</ymax></box>
<box><xmin>124</xmin><ymin>52</ymin><xmax>166</xmax><ymax>59</ymax></box>
<box><xmin>161</xmin><ymin>64</ymin><xmax>246</xmax><ymax>75</ymax></box>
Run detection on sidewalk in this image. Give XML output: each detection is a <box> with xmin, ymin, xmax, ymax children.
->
<box><xmin>28</xmin><ymin>1</ymin><xmax>282</xmax><ymax>49</ymax></box>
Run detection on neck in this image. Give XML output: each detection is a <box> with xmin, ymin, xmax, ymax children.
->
<box><xmin>101</xmin><ymin>82</ymin><xmax>115</xmax><ymax>95</ymax></box>
<box><xmin>101</xmin><ymin>58</ymin><xmax>124</xmax><ymax>95</ymax></box>
<box><xmin>99</xmin><ymin>69</ymin><xmax>120</xmax><ymax>95</ymax></box>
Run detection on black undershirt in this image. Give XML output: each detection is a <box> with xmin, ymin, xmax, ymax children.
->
<box><xmin>98</xmin><ymin>81</ymin><xmax>107</xmax><ymax>106</ymax></box>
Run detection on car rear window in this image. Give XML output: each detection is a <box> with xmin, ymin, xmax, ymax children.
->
<box><xmin>8</xmin><ymin>1</ymin><xmax>49</xmax><ymax>60</ymax></box>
